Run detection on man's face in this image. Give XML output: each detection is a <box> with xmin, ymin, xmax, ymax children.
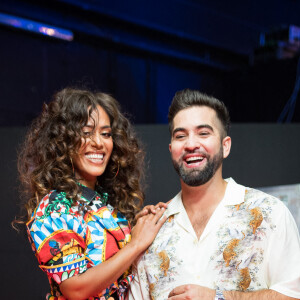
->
<box><xmin>169</xmin><ymin>106</ymin><xmax>230</xmax><ymax>187</ymax></box>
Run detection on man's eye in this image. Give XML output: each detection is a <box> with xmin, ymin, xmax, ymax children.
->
<box><xmin>175</xmin><ymin>135</ymin><xmax>185</xmax><ymax>139</ymax></box>
<box><xmin>199</xmin><ymin>132</ymin><xmax>209</xmax><ymax>136</ymax></box>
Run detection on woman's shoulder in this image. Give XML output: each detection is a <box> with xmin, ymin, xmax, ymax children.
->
<box><xmin>34</xmin><ymin>190</ymin><xmax>78</xmax><ymax>220</ymax></box>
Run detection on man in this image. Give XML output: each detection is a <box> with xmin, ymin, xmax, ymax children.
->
<box><xmin>128</xmin><ymin>89</ymin><xmax>300</xmax><ymax>300</ymax></box>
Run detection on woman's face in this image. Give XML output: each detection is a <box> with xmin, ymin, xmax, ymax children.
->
<box><xmin>72</xmin><ymin>105</ymin><xmax>113</xmax><ymax>189</ymax></box>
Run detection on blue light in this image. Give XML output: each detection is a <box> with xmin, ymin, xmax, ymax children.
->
<box><xmin>0</xmin><ymin>12</ymin><xmax>73</xmax><ymax>41</ymax></box>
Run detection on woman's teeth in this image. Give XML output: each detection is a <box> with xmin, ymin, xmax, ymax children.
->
<box><xmin>86</xmin><ymin>154</ymin><xmax>104</xmax><ymax>160</ymax></box>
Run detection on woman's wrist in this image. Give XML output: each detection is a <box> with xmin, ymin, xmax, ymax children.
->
<box><xmin>125</xmin><ymin>238</ymin><xmax>144</xmax><ymax>256</ymax></box>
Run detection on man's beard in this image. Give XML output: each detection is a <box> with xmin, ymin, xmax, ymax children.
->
<box><xmin>172</xmin><ymin>146</ymin><xmax>224</xmax><ymax>187</ymax></box>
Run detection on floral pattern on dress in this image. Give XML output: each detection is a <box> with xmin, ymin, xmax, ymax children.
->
<box><xmin>27</xmin><ymin>184</ymin><xmax>132</xmax><ymax>300</ymax></box>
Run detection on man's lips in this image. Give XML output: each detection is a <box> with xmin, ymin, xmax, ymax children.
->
<box><xmin>183</xmin><ymin>154</ymin><xmax>206</xmax><ymax>167</ymax></box>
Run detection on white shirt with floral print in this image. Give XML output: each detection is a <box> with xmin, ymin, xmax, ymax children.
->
<box><xmin>128</xmin><ymin>178</ymin><xmax>300</xmax><ymax>300</ymax></box>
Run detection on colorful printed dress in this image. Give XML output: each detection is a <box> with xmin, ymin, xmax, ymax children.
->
<box><xmin>26</xmin><ymin>184</ymin><xmax>133</xmax><ymax>300</ymax></box>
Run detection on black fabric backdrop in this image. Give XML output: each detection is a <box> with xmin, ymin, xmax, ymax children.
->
<box><xmin>3</xmin><ymin>124</ymin><xmax>300</xmax><ymax>299</ymax></box>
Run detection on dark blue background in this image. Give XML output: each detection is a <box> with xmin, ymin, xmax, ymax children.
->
<box><xmin>1</xmin><ymin>0</ymin><xmax>300</xmax><ymax>125</ymax></box>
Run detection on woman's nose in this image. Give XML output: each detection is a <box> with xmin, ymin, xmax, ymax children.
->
<box><xmin>90</xmin><ymin>132</ymin><xmax>103</xmax><ymax>147</ymax></box>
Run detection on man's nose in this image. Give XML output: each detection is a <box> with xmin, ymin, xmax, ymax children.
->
<box><xmin>184</xmin><ymin>135</ymin><xmax>200</xmax><ymax>151</ymax></box>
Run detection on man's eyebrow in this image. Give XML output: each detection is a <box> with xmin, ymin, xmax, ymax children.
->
<box><xmin>197</xmin><ymin>124</ymin><xmax>214</xmax><ymax>131</ymax></box>
<box><xmin>172</xmin><ymin>127</ymin><xmax>186</xmax><ymax>136</ymax></box>
<box><xmin>172</xmin><ymin>124</ymin><xmax>214</xmax><ymax>136</ymax></box>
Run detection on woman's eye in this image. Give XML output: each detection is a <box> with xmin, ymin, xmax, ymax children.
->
<box><xmin>102</xmin><ymin>132</ymin><xmax>112</xmax><ymax>138</ymax></box>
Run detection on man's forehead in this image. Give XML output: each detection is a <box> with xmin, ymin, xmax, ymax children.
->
<box><xmin>173</xmin><ymin>106</ymin><xmax>218</xmax><ymax>127</ymax></box>
<box><xmin>171</xmin><ymin>105</ymin><xmax>225</xmax><ymax>139</ymax></box>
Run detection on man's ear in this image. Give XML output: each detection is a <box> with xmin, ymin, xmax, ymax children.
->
<box><xmin>169</xmin><ymin>143</ymin><xmax>172</xmax><ymax>153</ymax></box>
<box><xmin>222</xmin><ymin>136</ymin><xmax>231</xmax><ymax>159</ymax></box>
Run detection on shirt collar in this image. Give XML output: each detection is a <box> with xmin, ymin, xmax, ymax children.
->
<box><xmin>222</xmin><ymin>177</ymin><xmax>246</xmax><ymax>206</ymax></box>
<box><xmin>79</xmin><ymin>184</ymin><xmax>98</xmax><ymax>203</ymax></box>
<box><xmin>76</xmin><ymin>182</ymin><xmax>109</xmax><ymax>205</ymax></box>
<box><xmin>165</xmin><ymin>177</ymin><xmax>246</xmax><ymax>217</ymax></box>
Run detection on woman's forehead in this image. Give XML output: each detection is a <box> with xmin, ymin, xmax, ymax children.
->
<box><xmin>86</xmin><ymin>105</ymin><xmax>110</xmax><ymax>126</ymax></box>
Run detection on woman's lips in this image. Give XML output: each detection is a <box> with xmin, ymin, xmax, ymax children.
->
<box><xmin>85</xmin><ymin>153</ymin><xmax>104</xmax><ymax>164</ymax></box>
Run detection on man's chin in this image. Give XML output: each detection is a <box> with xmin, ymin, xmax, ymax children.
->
<box><xmin>179</xmin><ymin>166</ymin><xmax>215</xmax><ymax>187</ymax></box>
<box><xmin>182</xmin><ymin>178</ymin><xmax>208</xmax><ymax>187</ymax></box>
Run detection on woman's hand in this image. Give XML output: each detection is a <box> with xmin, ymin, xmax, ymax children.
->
<box><xmin>135</xmin><ymin>202</ymin><xmax>168</xmax><ymax>222</ymax></box>
<box><xmin>131</xmin><ymin>207</ymin><xmax>167</xmax><ymax>252</ymax></box>
<box><xmin>60</xmin><ymin>207</ymin><xmax>167</xmax><ymax>300</ymax></box>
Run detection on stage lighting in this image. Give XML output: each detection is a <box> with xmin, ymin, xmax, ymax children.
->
<box><xmin>0</xmin><ymin>12</ymin><xmax>73</xmax><ymax>41</ymax></box>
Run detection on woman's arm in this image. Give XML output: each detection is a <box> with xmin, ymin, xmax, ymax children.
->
<box><xmin>60</xmin><ymin>207</ymin><xmax>167</xmax><ymax>300</ymax></box>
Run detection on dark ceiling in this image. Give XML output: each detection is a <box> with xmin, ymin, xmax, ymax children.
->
<box><xmin>1</xmin><ymin>0</ymin><xmax>300</xmax><ymax>124</ymax></box>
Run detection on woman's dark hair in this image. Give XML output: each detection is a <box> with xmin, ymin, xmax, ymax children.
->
<box><xmin>168</xmin><ymin>89</ymin><xmax>230</xmax><ymax>138</ymax></box>
<box><xmin>15</xmin><ymin>87</ymin><xmax>144</xmax><ymax>227</ymax></box>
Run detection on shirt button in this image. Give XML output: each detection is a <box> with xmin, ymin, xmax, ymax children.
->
<box><xmin>193</xmin><ymin>239</ymin><xmax>197</xmax><ymax>245</ymax></box>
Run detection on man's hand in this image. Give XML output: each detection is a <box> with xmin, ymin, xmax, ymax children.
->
<box><xmin>168</xmin><ymin>284</ymin><xmax>215</xmax><ymax>299</ymax></box>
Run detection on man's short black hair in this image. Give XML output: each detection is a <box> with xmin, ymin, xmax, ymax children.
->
<box><xmin>168</xmin><ymin>89</ymin><xmax>230</xmax><ymax>138</ymax></box>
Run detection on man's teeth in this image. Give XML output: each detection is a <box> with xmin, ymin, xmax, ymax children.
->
<box><xmin>86</xmin><ymin>154</ymin><xmax>104</xmax><ymax>159</ymax></box>
<box><xmin>186</xmin><ymin>157</ymin><xmax>204</xmax><ymax>162</ymax></box>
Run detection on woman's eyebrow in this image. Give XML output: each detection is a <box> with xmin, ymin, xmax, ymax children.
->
<box><xmin>84</xmin><ymin>125</ymin><xmax>111</xmax><ymax>129</ymax></box>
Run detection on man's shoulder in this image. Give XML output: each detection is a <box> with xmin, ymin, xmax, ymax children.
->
<box><xmin>242</xmin><ymin>185</ymin><xmax>290</xmax><ymax>222</ymax></box>
<box><xmin>228</xmin><ymin>178</ymin><xmax>283</xmax><ymax>206</ymax></box>
<box><xmin>245</xmin><ymin>186</ymin><xmax>282</xmax><ymax>204</ymax></box>
<box><xmin>228</xmin><ymin>178</ymin><xmax>289</xmax><ymax>217</ymax></box>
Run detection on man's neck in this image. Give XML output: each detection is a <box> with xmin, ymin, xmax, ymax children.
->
<box><xmin>180</xmin><ymin>173</ymin><xmax>228</xmax><ymax>239</ymax></box>
<box><xmin>181</xmin><ymin>174</ymin><xmax>227</xmax><ymax>209</ymax></box>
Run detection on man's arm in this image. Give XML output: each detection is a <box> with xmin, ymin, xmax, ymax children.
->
<box><xmin>225</xmin><ymin>289</ymin><xmax>298</xmax><ymax>300</ymax></box>
<box><xmin>167</xmin><ymin>285</ymin><xmax>299</xmax><ymax>300</ymax></box>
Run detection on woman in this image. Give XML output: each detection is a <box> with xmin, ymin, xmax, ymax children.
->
<box><xmin>16</xmin><ymin>88</ymin><xmax>167</xmax><ymax>300</ymax></box>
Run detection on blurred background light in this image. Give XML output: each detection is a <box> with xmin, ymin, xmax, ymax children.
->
<box><xmin>0</xmin><ymin>12</ymin><xmax>73</xmax><ymax>41</ymax></box>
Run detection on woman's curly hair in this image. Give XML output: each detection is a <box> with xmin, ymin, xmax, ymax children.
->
<box><xmin>16</xmin><ymin>87</ymin><xmax>144</xmax><ymax>227</ymax></box>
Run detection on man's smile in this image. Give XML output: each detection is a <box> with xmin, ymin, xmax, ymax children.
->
<box><xmin>183</xmin><ymin>154</ymin><xmax>207</xmax><ymax>168</ymax></box>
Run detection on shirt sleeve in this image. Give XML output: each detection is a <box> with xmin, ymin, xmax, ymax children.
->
<box><xmin>266</xmin><ymin>203</ymin><xmax>300</xmax><ymax>298</ymax></box>
<box><xmin>29</xmin><ymin>207</ymin><xmax>88</xmax><ymax>285</ymax></box>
